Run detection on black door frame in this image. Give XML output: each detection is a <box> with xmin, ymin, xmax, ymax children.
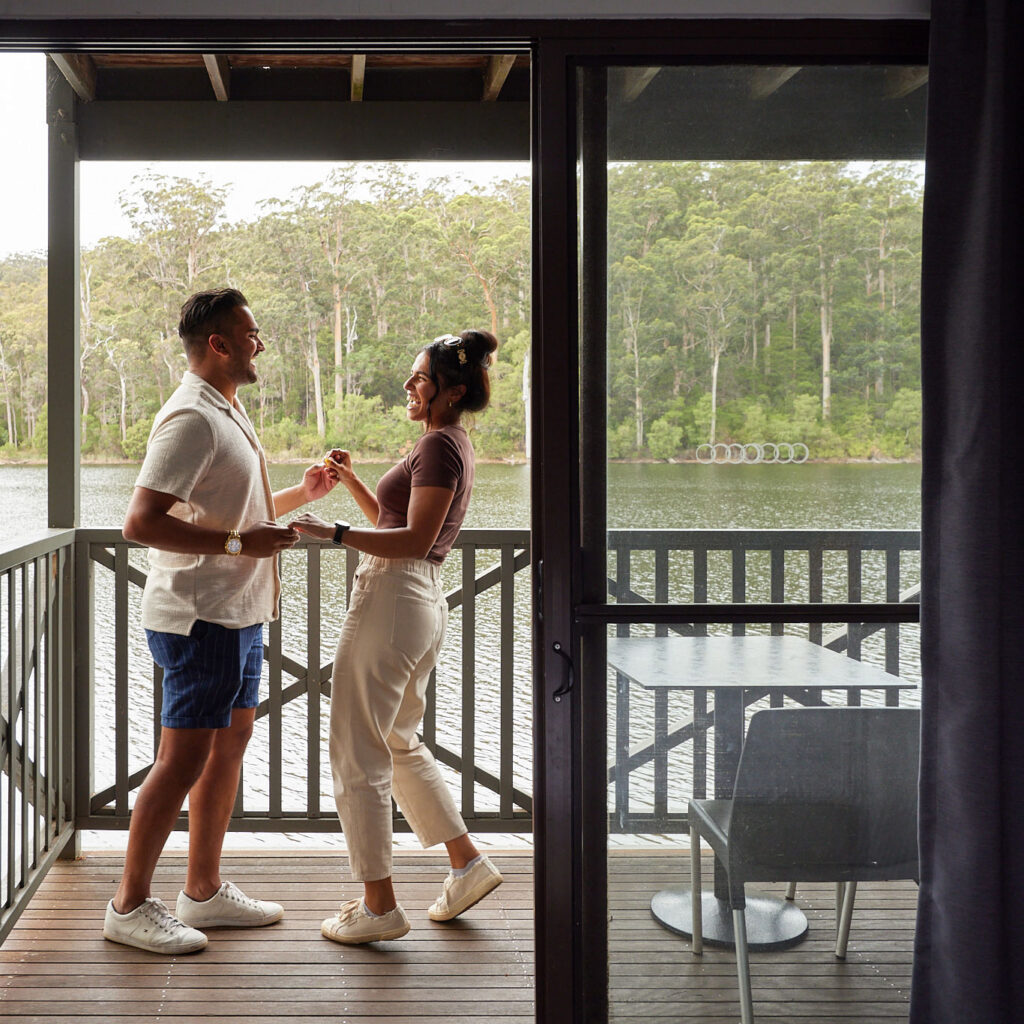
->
<box><xmin>531</xmin><ymin>22</ymin><xmax>928</xmax><ymax>1022</ymax></box>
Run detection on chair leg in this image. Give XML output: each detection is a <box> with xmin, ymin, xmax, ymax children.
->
<box><xmin>785</xmin><ymin>881</ymin><xmax>797</xmax><ymax>901</ymax></box>
<box><xmin>689</xmin><ymin>826</ymin><xmax>703</xmax><ymax>955</ymax></box>
<box><xmin>732</xmin><ymin>908</ymin><xmax>755</xmax><ymax>1024</ymax></box>
<box><xmin>835</xmin><ymin>881</ymin><xmax>857</xmax><ymax>959</ymax></box>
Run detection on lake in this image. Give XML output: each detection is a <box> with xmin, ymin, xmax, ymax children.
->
<box><xmin>0</xmin><ymin>460</ymin><xmax>921</xmax><ymax>850</ymax></box>
<box><xmin>1</xmin><ymin>459</ymin><xmax>921</xmax><ymax>536</ymax></box>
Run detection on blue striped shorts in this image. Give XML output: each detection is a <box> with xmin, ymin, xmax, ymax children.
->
<box><xmin>146</xmin><ymin>620</ymin><xmax>264</xmax><ymax>729</ymax></box>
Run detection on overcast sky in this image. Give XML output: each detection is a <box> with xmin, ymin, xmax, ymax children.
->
<box><xmin>0</xmin><ymin>53</ymin><xmax>525</xmax><ymax>260</ymax></box>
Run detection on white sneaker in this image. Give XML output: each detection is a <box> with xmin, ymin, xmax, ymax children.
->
<box><xmin>103</xmin><ymin>897</ymin><xmax>207</xmax><ymax>954</ymax></box>
<box><xmin>321</xmin><ymin>899</ymin><xmax>411</xmax><ymax>944</ymax></box>
<box><xmin>176</xmin><ymin>881</ymin><xmax>284</xmax><ymax>928</ymax></box>
<box><xmin>428</xmin><ymin>856</ymin><xmax>504</xmax><ymax>921</ymax></box>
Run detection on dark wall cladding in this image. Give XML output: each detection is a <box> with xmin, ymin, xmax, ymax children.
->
<box><xmin>607</xmin><ymin>65</ymin><xmax>927</xmax><ymax>160</ymax></box>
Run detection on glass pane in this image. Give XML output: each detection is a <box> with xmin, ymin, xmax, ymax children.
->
<box><xmin>580</xmin><ymin>64</ymin><xmax>925</xmax><ymax>1022</ymax></box>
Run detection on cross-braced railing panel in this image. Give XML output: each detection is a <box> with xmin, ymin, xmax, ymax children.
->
<box><xmin>78</xmin><ymin>529</ymin><xmax>533</xmax><ymax>834</ymax></box>
<box><xmin>0</xmin><ymin>531</ymin><xmax>76</xmax><ymax>944</ymax></box>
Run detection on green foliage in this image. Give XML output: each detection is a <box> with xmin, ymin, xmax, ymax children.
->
<box><xmin>647</xmin><ymin>416</ymin><xmax>684</xmax><ymax>460</ymax></box>
<box><xmin>0</xmin><ymin>160</ymin><xmax>923</xmax><ymax>466</ymax></box>
<box><xmin>327</xmin><ymin>393</ymin><xmax>419</xmax><ymax>459</ymax></box>
<box><xmin>121</xmin><ymin>416</ymin><xmax>153</xmax><ymax>461</ymax></box>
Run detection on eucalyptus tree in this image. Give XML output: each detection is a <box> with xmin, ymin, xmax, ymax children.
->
<box><xmin>606</xmin><ymin>163</ymin><xmax>683</xmax><ymax>452</ymax></box>
<box><xmin>289</xmin><ymin>167</ymin><xmax>374</xmax><ymax>407</ymax></box>
<box><xmin>248</xmin><ymin>206</ymin><xmax>330</xmax><ymax>441</ymax></box>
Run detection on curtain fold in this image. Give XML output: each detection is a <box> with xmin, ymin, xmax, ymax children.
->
<box><xmin>913</xmin><ymin>2</ymin><xmax>1024</xmax><ymax>1021</ymax></box>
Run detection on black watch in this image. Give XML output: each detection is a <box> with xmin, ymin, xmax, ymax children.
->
<box><xmin>332</xmin><ymin>520</ymin><xmax>351</xmax><ymax>546</ymax></box>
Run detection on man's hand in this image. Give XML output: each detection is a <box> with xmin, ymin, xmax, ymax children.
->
<box><xmin>241</xmin><ymin>521</ymin><xmax>300</xmax><ymax>557</ymax></box>
<box><xmin>299</xmin><ymin>461</ymin><xmax>339</xmax><ymax>503</ymax></box>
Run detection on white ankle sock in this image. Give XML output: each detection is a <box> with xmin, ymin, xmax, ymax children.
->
<box><xmin>452</xmin><ymin>854</ymin><xmax>483</xmax><ymax>878</ymax></box>
<box><xmin>362</xmin><ymin>900</ymin><xmax>381</xmax><ymax>918</ymax></box>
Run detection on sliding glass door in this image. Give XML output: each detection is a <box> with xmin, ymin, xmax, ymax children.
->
<box><xmin>541</xmin><ymin>48</ymin><xmax>927</xmax><ymax>1020</ymax></box>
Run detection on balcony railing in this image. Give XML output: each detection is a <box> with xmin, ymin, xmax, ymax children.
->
<box><xmin>1</xmin><ymin>530</ymin><xmax>77</xmax><ymax>945</ymax></box>
<box><xmin>2</xmin><ymin>526</ymin><xmax>919</xmax><ymax>942</ymax></box>
<box><xmin>605</xmin><ymin>529</ymin><xmax>921</xmax><ymax>833</ymax></box>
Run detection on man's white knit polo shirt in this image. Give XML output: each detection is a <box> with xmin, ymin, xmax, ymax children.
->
<box><xmin>135</xmin><ymin>371</ymin><xmax>279</xmax><ymax>635</ymax></box>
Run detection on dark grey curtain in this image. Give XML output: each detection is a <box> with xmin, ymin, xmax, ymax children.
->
<box><xmin>912</xmin><ymin>2</ymin><xmax>1024</xmax><ymax>1021</ymax></box>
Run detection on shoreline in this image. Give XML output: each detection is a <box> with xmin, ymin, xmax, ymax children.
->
<box><xmin>0</xmin><ymin>454</ymin><xmax>922</xmax><ymax>468</ymax></box>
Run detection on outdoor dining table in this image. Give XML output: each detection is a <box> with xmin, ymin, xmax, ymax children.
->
<box><xmin>606</xmin><ymin>634</ymin><xmax>916</xmax><ymax>950</ymax></box>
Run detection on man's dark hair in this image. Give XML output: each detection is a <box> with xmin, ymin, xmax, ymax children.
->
<box><xmin>178</xmin><ymin>288</ymin><xmax>249</xmax><ymax>359</ymax></box>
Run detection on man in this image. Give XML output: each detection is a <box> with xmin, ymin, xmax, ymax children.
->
<box><xmin>103</xmin><ymin>288</ymin><xmax>338</xmax><ymax>954</ymax></box>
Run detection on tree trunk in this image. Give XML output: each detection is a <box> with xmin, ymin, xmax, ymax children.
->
<box><xmin>345</xmin><ymin>305</ymin><xmax>358</xmax><ymax>396</ymax></box>
<box><xmin>0</xmin><ymin>337</ymin><xmax>16</xmax><ymax>447</ymax></box>
<box><xmin>119</xmin><ymin>371</ymin><xmax>128</xmax><ymax>442</ymax></box>
<box><xmin>709</xmin><ymin>344</ymin><xmax>721</xmax><ymax>445</ymax></box>
<box><xmin>633</xmin><ymin>331</ymin><xmax>643</xmax><ymax>449</ymax></box>
<box><xmin>333</xmin><ymin>280</ymin><xmax>344</xmax><ymax>405</ymax></box>
<box><xmin>307</xmin><ymin>322</ymin><xmax>326</xmax><ymax>438</ymax></box>
<box><xmin>460</xmin><ymin>249</ymin><xmax>500</xmax><ymax>337</ymax></box>
<box><xmin>522</xmin><ymin>348</ymin><xmax>531</xmax><ymax>459</ymax></box>
<box><xmin>818</xmin><ymin>245</ymin><xmax>833</xmax><ymax>420</ymax></box>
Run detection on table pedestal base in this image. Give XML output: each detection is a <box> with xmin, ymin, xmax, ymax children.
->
<box><xmin>650</xmin><ymin>887</ymin><xmax>808</xmax><ymax>951</ymax></box>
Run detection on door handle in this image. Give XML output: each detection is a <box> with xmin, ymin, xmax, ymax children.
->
<box><xmin>552</xmin><ymin>641</ymin><xmax>574</xmax><ymax>703</ymax></box>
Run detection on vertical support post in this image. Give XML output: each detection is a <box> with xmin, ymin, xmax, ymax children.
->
<box><xmin>578</xmin><ymin>62</ymin><xmax>609</xmax><ymax>1023</ymax></box>
<box><xmin>461</xmin><ymin>545</ymin><xmax>476</xmax><ymax>819</ymax></box>
<box><xmin>46</xmin><ymin>58</ymin><xmax>81</xmax><ymax>530</ymax></box>
<box><xmin>499</xmin><ymin>543</ymin><xmax>515</xmax><ymax>821</ymax></box>
<box><xmin>56</xmin><ymin>545</ymin><xmax>76</xmax><ymax>857</ymax></box>
<box><xmin>305</xmin><ymin>546</ymin><xmax>320</xmax><ymax>819</ymax></box>
<box><xmin>885</xmin><ymin>547</ymin><xmax>901</xmax><ymax>687</ymax></box>
<box><xmin>533</xmin><ymin>37</ymin><xmax>581</xmax><ymax>1024</ymax></box>
<box><xmin>113</xmin><ymin>545</ymin><xmax>129</xmax><ymax>817</ymax></box>
<box><xmin>268</xmin><ymin>615</ymin><xmax>282</xmax><ymax>819</ymax></box>
<box><xmin>847</xmin><ymin>547</ymin><xmax>863</xmax><ymax>706</ymax></box>
<box><xmin>62</xmin><ymin>539</ymin><xmax>93</xmax><ymax>858</ymax></box>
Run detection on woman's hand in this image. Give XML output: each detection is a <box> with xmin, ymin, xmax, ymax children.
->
<box><xmin>324</xmin><ymin>449</ymin><xmax>357</xmax><ymax>485</ymax></box>
<box><xmin>288</xmin><ymin>512</ymin><xmax>335</xmax><ymax>542</ymax></box>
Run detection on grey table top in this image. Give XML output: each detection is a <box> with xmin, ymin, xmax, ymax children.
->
<box><xmin>606</xmin><ymin>635</ymin><xmax>914</xmax><ymax>692</ymax></box>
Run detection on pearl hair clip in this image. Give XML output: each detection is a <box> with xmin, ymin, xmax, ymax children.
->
<box><xmin>435</xmin><ymin>333</ymin><xmax>468</xmax><ymax>364</ymax></box>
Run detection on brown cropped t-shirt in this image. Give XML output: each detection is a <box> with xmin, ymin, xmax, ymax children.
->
<box><xmin>375</xmin><ymin>424</ymin><xmax>475</xmax><ymax>564</ymax></box>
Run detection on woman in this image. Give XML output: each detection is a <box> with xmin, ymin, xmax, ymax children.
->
<box><xmin>290</xmin><ymin>328</ymin><xmax>502</xmax><ymax>945</ymax></box>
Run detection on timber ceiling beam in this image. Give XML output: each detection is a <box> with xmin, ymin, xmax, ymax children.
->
<box><xmin>482</xmin><ymin>55</ymin><xmax>515</xmax><ymax>101</ymax></box>
<box><xmin>202</xmin><ymin>53</ymin><xmax>230</xmax><ymax>101</ymax></box>
<box><xmin>350</xmin><ymin>54</ymin><xmax>366</xmax><ymax>102</ymax></box>
<box><xmin>48</xmin><ymin>53</ymin><xmax>96</xmax><ymax>102</ymax></box>
<box><xmin>884</xmin><ymin>67</ymin><xmax>928</xmax><ymax>98</ymax></box>
<box><xmin>621</xmin><ymin>67</ymin><xmax>660</xmax><ymax>103</ymax></box>
<box><xmin>749</xmin><ymin>66</ymin><xmax>801</xmax><ymax>99</ymax></box>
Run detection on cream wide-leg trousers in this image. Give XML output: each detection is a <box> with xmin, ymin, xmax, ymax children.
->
<box><xmin>329</xmin><ymin>554</ymin><xmax>466</xmax><ymax>881</ymax></box>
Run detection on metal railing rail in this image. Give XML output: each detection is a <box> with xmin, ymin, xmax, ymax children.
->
<box><xmin>0</xmin><ymin>531</ymin><xmax>76</xmax><ymax>944</ymax></box>
<box><xmin>605</xmin><ymin>529</ymin><xmax>921</xmax><ymax>833</ymax></box>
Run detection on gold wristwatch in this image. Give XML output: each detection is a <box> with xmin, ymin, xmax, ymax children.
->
<box><xmin>225</xmin><ymin>529</ymin><xmax>243</xmax><ymax>556</ymax></box>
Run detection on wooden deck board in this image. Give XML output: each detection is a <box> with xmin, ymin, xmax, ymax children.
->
<box><xmin>0</xmin><ymin>850</ymin><xmax>917</xmax><ymax>1022</ymax></box>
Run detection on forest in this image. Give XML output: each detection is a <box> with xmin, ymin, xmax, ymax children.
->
<box><xmin>0</xmin><ymin>160</ymin><xmax>922</xmax><ymax>463</ymax></box>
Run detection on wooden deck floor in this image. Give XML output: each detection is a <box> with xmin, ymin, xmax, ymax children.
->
<box><xmin>0</xmin><ymin>849</ymin><xmax>916</xmax><ymax>1023</ymax></box>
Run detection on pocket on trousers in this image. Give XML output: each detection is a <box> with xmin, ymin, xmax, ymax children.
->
<box><xmin>389</xmin><ymin>592</ymin><xmax>441</xmax><ymax>664</ymax></box>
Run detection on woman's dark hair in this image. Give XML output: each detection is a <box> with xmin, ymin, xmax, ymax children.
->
<box><xmin>178</xmin><ymin>288</ymin><xmax>249</xmax><ymax>358</ymax></box>
<box><xmin>421</xmin><ymin>328</ymin><xmax>499</xmax><ymax>421</ymax></box>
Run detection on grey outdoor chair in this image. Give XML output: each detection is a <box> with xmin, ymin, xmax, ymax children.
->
<box><xmin>687</xmin><ymin>706</ymin><xmax>920</xmax><ymax>1024</ymax></box>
